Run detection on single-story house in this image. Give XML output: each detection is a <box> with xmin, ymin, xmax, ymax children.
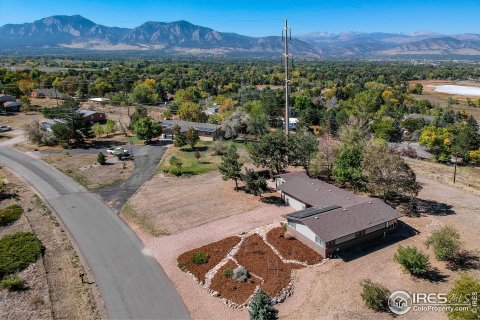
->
<box><xmin>388</xmin><ymin>142</ymin><xmax>434</xmax><ymax>160</ymax></box>
<box><xmin>31</xmin><ymin>89</ymin><xmax>67</xmax><ymax>99</ymax></box>
<box><xmin>276</xmin><ymin>172</ymin><xmax>402</xmax><ymax>257</ymax></box>
<box><xmin>159</xmin><ymin>120</ymin><xmax>222</xmax><ymax>141</ymax></box>
<box><xmin>77</xmin><ymin>109</ymin><xmax>107</xmax><ymax>124</ymax></box>
<box><xmin>0</xmin><ymin>95</ymin><xmax>21</xmax><ymax>113</ymax></box>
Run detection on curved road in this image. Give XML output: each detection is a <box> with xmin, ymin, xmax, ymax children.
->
<box><xmin>0</xmin><ymin>147</ymin><xmax>190</xmax><ymax>320</ymax></box>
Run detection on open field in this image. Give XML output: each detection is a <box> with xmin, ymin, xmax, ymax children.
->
<box><xmin>123</xmin><ymin>171</ymin><xmax>277</xmax><ymax>236</ymax></box>
<box><xmin>0</xmin><ymin>168</ymin><xmax>102</xmax><ymax>320</ymax></box>
<box><xmin>405</xmin><ymin>157</ymin><xmax>480</xmax><ymax>196</ymax></box>
<box><xmin>409</xmin><ymin>80</ymin><xmax>480</xmax><ymax>119</ymax></box>
<box><xmin>42</xmin><ymin>153</ymin><xmax>134</xmax><ymax>190</ymax></box>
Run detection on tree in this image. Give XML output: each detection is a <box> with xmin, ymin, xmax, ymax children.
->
<box><xmin>218</xmin><ymin>145</ymin><xmax>242</xmax><ymax>190</ymax></box>
<box><xmin>178</xmin><ymin>101</ymin><xmax>204</xmax><ymax>122</ymax></box>
<box><xmin>361</xmin><ymin>280</ymin><xmax>390</xmax><ymax>312</ymax></box>
<box><xmin>425</xmin><ymin>226</ymin><xmax>461</xmax><ymax>261</ymax></box>
<box><xmin>103</xmin><ymin>119</ymin><xmax>116</xmax><ymax>137</ymax></box>
<box><xmin>246</xmin><ymin>113</ymin><xmax>269</xmax><ymax>138</ymax></box>
<box><xmin>23</xmin><ymin>120</ymin><xmax>57</xmax><ymax>146</ymax></box>
<box><xmin>132</xmin><ymin>116</ymin><xmax>162</xmax><ymax>143</ymax></box>
<box><xmin>332</xmin><ymin>146</ymin><xmax>363</xmax><ymax>188</ymax></box>
<box><xmin>446</xmin><ymin>273</ymin><xmax>480</xmax><ymax>320</ymax></box>
<box><xmin>91</xmin><ymin>123</ymin><xmax>104</xmax><ymax>138</ymax></box>
<box><xmin>287</xmin><ymin>131</ymin><xmax>318</xmax><ymax>169</ymax></box>
<box><xmin>362</xmin><ymin>142</ymin><xmax>419</xmax><ymax>200</ymax></box>
<box><xmin>308</xmin><ymin>134</ymin><xmax>339</xmax><ymax>180</ymax></box>
<box><xmin>248</xmin><ymin>130</ymin><xmax>289</xmax><ymax>175</ymax></box>
<box><xmin>222</xmin><ymin>108</ymin><xmax>248</xmax><ymax>139</ymax></box>
<box><xmin>242</xmin><ymin>169</ymin><xmax>268</xmax><ymax>196</ymax></box>
<box><xmin>394</xmin><ymin>245</ymin><xmax>430</xmax><ymax>276</ymax></box>
<box><xmin>129</xmin><ymin>106</ymin><xmax>148</xmax><ymax>128</ymax></box>
<box><xmin>419</xmin><ymin>125</ymin><xmax>452</xmax><ymax>161</ymax></box>
<box><xmin>185</xmin><ymin>127</ymin><xmax>200</xmax><ymax>150</ymax></box>
<box><xmin>249</xmin><ymin>289</ymin><xmax>278</xmax><ymax>320</ymax></box>
<box><xmin>129</xmin><ymin>83</ymin><xmax>159</xmax><ymax>104</ymax></box>
<box><xmin>169</xmin><ymin>156</ymin><xmax>183</xmax><ymax>174</ymax></box>
<box><xmin>172</xmin><ymin>124</ymin><xmax>187</xmax><ymax>147</ymax></box>
<box><xmin>371</xmin><ymin>118</ymin><xmax>401</xmax><ymax>142</ymax></box>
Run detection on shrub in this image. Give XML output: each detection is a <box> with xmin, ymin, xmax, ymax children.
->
<box><xmin>249</xmin><ymin>289</ymin><xmax>278</xmax><ymax>320</ymax></box>
<box><xmin>191</xmin><ymin>252</ymin><xmax>209</xmax><ymax>265</ymax></box>
<box><xmin>446</xmin><ymin>273</ymin><xmax>480</xmax><ymax>320</ymax></box>
<box><xmin>97</xmin><ymin>152</ymin><xmax>106</xmax><ymax>165</ymax></box>
<box><xmin>394</xmin><ymin>245</ymin><xmax>430</xmax><ymax>276</ymax></box>
<box><xmin>0</xmin><ymin>232</ymin><xmax>43</xmax><ymax>278</ymax></box>
<box><xmin>223</xmin><ymin>267</ymin><xmax>233</xmax><ymax>277</ymax></box>
<box><xmin>233</xmin><ymin>266</ymin><xmax>248</xmax><ymax>282</ymax></box>
<box><xmin>360</xmin><ymin>279</ymin><xmax>390</xmax><ymax>312</ymax></box>
<box><xmin>0</xmin><ymin>274</ymin><xmax>25</xmax><ymax>291</ymax></box>
<box><xmin>425</xmin><ymin>226</ymin><xmax>461</xmax><ymax>261</ymax></box>
<box><xmin>211</xmin><ymin>141</ymin><xmax>228</xmax><ymax>156</ymax></box>
<box><xmin>0</xmin><ymin>204</ymin><xmax>23</xmax><ymax>226</ymax></box>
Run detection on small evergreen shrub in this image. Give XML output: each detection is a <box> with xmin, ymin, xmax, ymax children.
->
<box><xmin>0</xmin><ymin>274</ymin><xmax>25</xmax><ymax>291</ymax></box>
<box><xmin>249</xmin><ymin>289</ymin><xmax>278</xmax><ymax>320</ymax></box>
<box><xmin>97</xmin><ymin>152</ymin><xmax>106</xmax><ymax>165</ymax></box>
<box><xmin>0</xmin><ymin>204</ymin><xmax>23</xmax><ymax>226</ymax></box>
<box><xmin>233</xmin><ymin>266</ymin><xmax>248</xmax><ymax>282</ymax></box>
<box><xmin>360</xmin><ymin>279</ymin><xmax>390</xmax><ymax>312</ymax></box>
<box><xmin>394</xmin><ymin>245</ymin><xmax>430</xmax><ymax>276</ymax></box>
<box><xmin>425</xmin><ymin>226</ymin><xmax>461</xmax><ymax>261</ymax></box>
<box><xmin>191</xmin><ymin>252</ymin><xmax>209</xmax><ymax>265</ymax></box>
<box><xmin>0</xmin><ymin>232</ymin><xmax>43</xmax><ymax>278</ymax></box>
<box><xmin>223</xmin><ymin>267</ymin><xmax>233</xmax><ymax>277</ymax></box>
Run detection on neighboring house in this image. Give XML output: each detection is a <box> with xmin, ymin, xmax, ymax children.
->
<box><xmin>41</xmin><ymin>119</ymin><xmax>67</xmax><ymax>132</ymax></box>
<box><xmin>31</xmin><ymin>89</ymin><xmax>67</xmax><ymax>99</ymax></box>
<box><xmin>77</xmin><ymin>109</ymin><xmax>107</xmax><ymax>124</ymax></box>
<box><xmin>88</xmin><ymin>97</ymin><xmax>110</xmax><ymax>103</ymax></box>
<box><xmin>159</xmin><ymin>120</ymin><xmax>222</xmax><ymax>141</ymax></box>
<box><xmin>203</xmin><ymin>104</ymin><xmax>219</xmax><ymax>116</ymax></box>
<box><xmin>0</xmin><ymin>94</ymin><xmax>21</xmax><ymax>113</ymax></box>
<box><xmin>388</xmin><ymin>142</ymin><xmax>434</xmax><ymax>160</ymax></box>
<box><xmin>276</xmin><ymin>172</ymin><xmax>402</xmax><ymax>257</ymax></box>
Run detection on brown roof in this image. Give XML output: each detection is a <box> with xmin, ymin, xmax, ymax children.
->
<box><xmin>285</xmin><ymin>199</ymin><xmax>401</xmax><ymax>242</ymax></box>
<box><xmin>279</xmin><ymin>172</ymin><xmax>402</xmax><ymax>241</ymax></box>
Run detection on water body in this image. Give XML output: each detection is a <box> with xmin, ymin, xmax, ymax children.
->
<box><xmin>434</xmin><ymin>85</ymin><xmax>480</xmax><ymax>96</ymax></box>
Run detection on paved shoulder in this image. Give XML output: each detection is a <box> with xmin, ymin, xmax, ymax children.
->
<box><xmin>0</xmin><ymin>147</ymin><xmax>190</xmax><ymax>320</ymax></box>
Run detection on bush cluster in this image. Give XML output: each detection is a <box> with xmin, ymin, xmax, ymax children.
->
<box><xmin>360</xmin><ymin>280</ymin><xmax>390</xmax><ymax>312</ymax></box>
<box><xmin>191</xmin><ymin>252</ymin><xmax>209</xmax><ymax>265</ymax></box>
<box><xmin>0</xmin><ymin>204</ymin><xmax>23</xmax><ymax>226</ymax></box>
<box><xmin>394</xmin><ymin>245</ymin><xmax>430</xmax><ymax>276</ymax></box>
<box><xmin>233</xmin><ymin>266</ymin><xmax>248</xmax><ymax>282</ymax></box>
<box><xmin>0</xmin><ymin>232</ymin><xmax>43</xmax><ymax>278</ymax></box>
<box><xmin>0</xmin><ymin>274</ymin><xmax>25</xmax><ymax>291</ymax></box>
<box><xmin>223</xmin><ymin>267</ymin><xmax>233</xmax><ymax>277</ymax></box>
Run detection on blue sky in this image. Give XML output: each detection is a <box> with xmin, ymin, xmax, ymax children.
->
<box><xmin>1</xmin><ymin>0</ymin><xmax>479</xmax><ymax>36</ymax></box>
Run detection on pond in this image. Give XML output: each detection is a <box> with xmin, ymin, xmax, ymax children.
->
<box><xmin>434</xmin><ymin>85</ymin><xmax>480</xmax><ymax>96</ymax></box>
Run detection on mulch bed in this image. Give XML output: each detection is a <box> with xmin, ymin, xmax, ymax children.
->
<box><xmin>209</xmin><ymin>260</ymin><xmax>261</xmax><ymax>305</ymax></box>
<box><xmin>177</xmin><ymin>236</ymin><xmax>241</xmax><ymax>283</ymax></box>
<box><xmin>235</xmin><ymin>234</ymin><xmax>303</xmax><ymax>297</ymax></box>
<box><xmin>266</xmin><ymin>227</ymin><xmax>323</xmax><ymax>265</ymax></box>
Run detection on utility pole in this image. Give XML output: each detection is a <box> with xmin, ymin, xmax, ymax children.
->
<box><xmin>282</xmin><ymin>19</ymin><xmax>291</xmax><ymax>136</ymax></box>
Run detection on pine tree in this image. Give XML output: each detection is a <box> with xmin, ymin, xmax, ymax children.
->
<box><xmin>218</xmin><ymin>145</ymin><xmax>242</xmax><ymax>190</ymax></box>
<box><xmin>249</xmin><ymin>289</ymin><xmax>278</xmax><ymax>320</ymax></box>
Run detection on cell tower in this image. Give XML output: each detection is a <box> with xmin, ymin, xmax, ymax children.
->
<box><xmin>282</xmin><ymin>19</ymin><xmax>291</xmax><ymax>136</ymax></box>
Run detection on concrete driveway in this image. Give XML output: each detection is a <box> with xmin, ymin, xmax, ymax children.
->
<box><xmin>0</xmin><ymin>147</ymin><xmax>190</xmax><ymax>320</ymax></box>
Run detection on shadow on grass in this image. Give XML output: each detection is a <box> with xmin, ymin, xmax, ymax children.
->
<box><xmin>447</xmin><ymin>250</ymin><xmax>480</xmax><ymax>271</ymax></box>
<box><xmin>180</xmin><ymin>146</ymin><xmax>208</xmax><ymax>152</ymax></box>
<box><xmin>340</xmin><ymin>221</ymin><xmax>419</xmax><ymax>262</ymax></box>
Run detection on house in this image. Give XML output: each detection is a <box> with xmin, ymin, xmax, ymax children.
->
<box><xmin>203</xmin><ymin>104</ymin><xmax>219</xmax><ymax>116</ymax></box>
<box><xmin>77</xmin><ymin>109</ymin><xmax>107</xmax><ymax>124</ymax></box>
<box><xmin>31</xmin><ymin>89</ymin><xmax>67</xmax><ymax>99</ymax></box>
<box><xmin>276</xmin><ymin>172</ymin><xmax>402</xmax><ymax>257</ymax></box>
<box><xmin>159</xmin><ymin>120</ymin><xmax>222</xmax><ymax>141</ymax></box>
<box><xmin>0</xmin><ymin>94</ymin><xmax>21</xmax><ymax>113</ymax></box>
<box><xmin>41</xmin><ymin>119</ymin><xmax>66</xmax><ymax>132</ymax></box>
<box><xmin>88</xmin><ymin>97</ymin><xmax>110</xmax><ymax>103</ymax></box>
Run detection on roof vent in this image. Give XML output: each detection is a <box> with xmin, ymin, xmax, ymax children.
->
<box><xmin>347</xmin><ymin>197</ymin><xmax>350</xmax><ymax>200</ymax></box>
<box><xmin>368</xmin><ymin>201</ymin><xmax>372</xmax><ymax>204</ymax></box>
<box><xmin>343</xmin><ymin>208</ymin><xmax>347</xmax><ymax>211</ymax></box>
<box><xmin>315</xmin><ymin>216</ymin><xmax>319</xmax><ymax>219</ymax></box>
<box><xmin>328</xmin><ymin>190</ymin><xmax>332</xmax><ymax>192</ymax></box>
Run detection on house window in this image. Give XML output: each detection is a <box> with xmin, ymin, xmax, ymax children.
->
<box><xmin>355</xmin><ymin>230</ymin><xmax>366</xmax><ymax>238</ymax></box>
<box><xmin>315</xmin><ymin>236</ymin><xmax>325</xmax><ymax>247</ymax></box>
<box><xmin>326</xmin><ymin>240</ymin><xmax>335</xmax><ymax>247</ymax></box>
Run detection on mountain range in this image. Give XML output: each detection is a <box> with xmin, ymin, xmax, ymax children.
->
<box><xmin>1</xmin><ymin>15</ymin><xmax>480</xmax><ymax>58</ymax></box>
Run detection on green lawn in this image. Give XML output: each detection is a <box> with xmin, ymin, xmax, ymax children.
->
<box><xmin>156</xmin><ymin>140</ymin><xmax>250</xmax><ymax>176</ymax></box>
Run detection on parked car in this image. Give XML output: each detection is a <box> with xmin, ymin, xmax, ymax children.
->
<box><xmin>106</xmin><ymin>147</ymin><xmax>130</xmax><ymax>156</ymax></box>
<box><xmin>0</xmin><ymin>125</ymin><xmax>13</xmax><ymax>132</ymax></box>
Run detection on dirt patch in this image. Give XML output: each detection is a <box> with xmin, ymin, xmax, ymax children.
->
<box><xmin>177</xmin><ymin>236</ymin><xmax>241</xmax><ymax>283</ymax></box>
<box><xmin>266</xmin><ymin>227</ymin><xmax>323</xmax><ymax>265</ymax></box>
<box><xmin>210</xmin><ymin>260</ymin><xmax>260</xmax><ymax>305</ymax></box>
<box><xmin>125</xmin><ymin>171</ymin><xmax>270</xmax><ymax>235</ymax></box>
<box><xmin>42</xmin><ymin>153</ymin><xmax>134</xmax><ymax>190</ymax></box>
<box><xmin>0</xmin><ymin>169</ymin><xmax>102</xmax><ymax>319</ymax></box>
<box><xmin>235</xmin><ymin>234</ymin><xmax>303</xmax><ymax>297</ymax></box>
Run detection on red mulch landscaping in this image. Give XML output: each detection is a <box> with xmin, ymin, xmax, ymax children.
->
<box><xmin>209</xmin><ymin>260</ymin><xmax>261</xmax><ymax>305</ymax></box>
<box><xmin>266</xmin><ymin>227</ymin><xmax>323</xmax><ymax>265</ymax></box>
<box><xmin>177</xmin><ymin>236</ymin><xmax>241</xmax><ymax>283</ymax></box>
<box><xmin>234</xmin><ymin>234</ymin><xmax>304</xmax><ymax>297</ymax></box>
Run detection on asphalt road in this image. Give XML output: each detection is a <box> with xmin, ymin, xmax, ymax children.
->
<box><xmin>0</xmin><ymin>147</ymin><xmax>191</xmax><ymax>320</ymax></box>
